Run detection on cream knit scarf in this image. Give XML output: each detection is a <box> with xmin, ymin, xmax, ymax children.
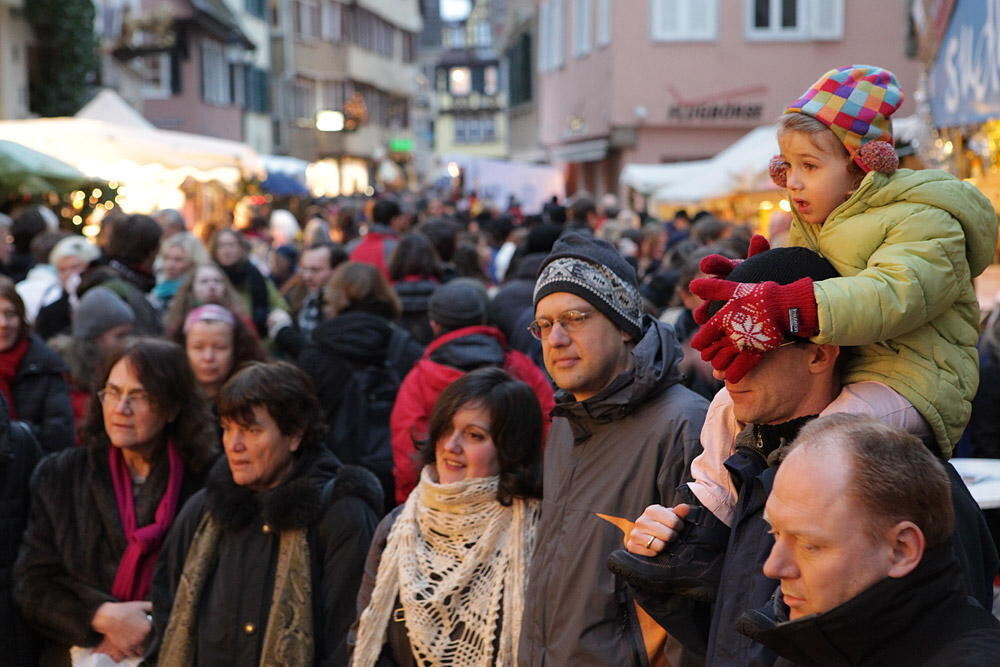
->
<box><xmin>352</xmin><ymin>467</ymin><xmax>540</xmax><ymax>667</ymax></box>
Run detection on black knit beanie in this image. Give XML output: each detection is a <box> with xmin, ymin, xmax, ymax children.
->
<box><xmin>708</xmin><ymin>246</ymin><xmax>840</xmax><ymax>338</ymax></box>
<box><xmin>533</xmin><ymin>233</ymin><xmax>643</xmax><ymax>339</ymax></box>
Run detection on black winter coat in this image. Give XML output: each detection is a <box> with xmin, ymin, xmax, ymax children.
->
<box><xmin>12</xmin><ymin>446</ymin><xmax>207</xmax><ymax>667</ymax></box>
<box><xmin>0</xmin><ymin>401</ymin><xmax>42</xmax><ymax>667</ymax></box>
<box><xmin>12</xmin><ymin>335</ymin><xmax>74</xmax><ymax>453</ymax></box>
<box><xmin>737</xmin><ymin>544</ymin><xmax>1000</xmax><ymax>666</ymax></box>
<box><xmin>149</xmin><ymin>450</ymin><xmax>381</xmax><ymax>666</ymax></box>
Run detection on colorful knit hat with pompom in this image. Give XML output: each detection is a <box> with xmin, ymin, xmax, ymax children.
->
<box><xmin>771</xmin><ymin>65</ymin><xmax>903</xmax><ymax>186</ymax></box>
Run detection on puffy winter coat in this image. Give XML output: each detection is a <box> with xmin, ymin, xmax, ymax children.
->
<box><xmin>789</xmin><ymin>168</ymin><xmax>998</xmax><ymax>453</ymax></box>
<box><xmin>13</xmin><ymin>446</ymin><xmax>207</xmax><ymax>667</ymax></box>
<box><xmin>389</xmin><ymin>325</ymin><xmax>555</xmax><ymax>504</ymax></box>
<box><xmin>12</xmin><ymin>335</ymin><xmax>74</xmax><ymax>453</ymax></box>
<box><xmin>149</xmin><ymin>451</ymin><xmax>380</xmax><ymax>666</ymax></box>
<box><xmin>518</xmin><ymin>317</ymin><xmax>707</xmax><ymax>667</ymax></box>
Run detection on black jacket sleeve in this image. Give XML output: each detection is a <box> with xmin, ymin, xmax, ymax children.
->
<box><xmin>315</xmin><ymin>493</ymin><xmax>379</xmax><ymax>666</ymax></box>
<box><xmin>13</xmin><ymin>455</ymin><xmax>112</xmax><ymax>647</ymax></box>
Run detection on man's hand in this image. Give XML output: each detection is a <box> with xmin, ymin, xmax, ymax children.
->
<box><xmin>91</xmin><ymin>601</ymin><xmax>153</xmax><ymax>659</ymax></box>
<box><xmin>626</xmin><ymin>504</ymin><xmax>694</xmax><ymax>556</ymax></box>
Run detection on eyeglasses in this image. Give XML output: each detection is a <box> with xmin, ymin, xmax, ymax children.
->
<box><xmin>97</xmin><ymin>386</ymin><xmax>152</xmax><ymax>411</ymax></box>
<box><xmin>528</xmin><ymin>310</ymin><xmax>592</xmax><ymax>340</ymax></box>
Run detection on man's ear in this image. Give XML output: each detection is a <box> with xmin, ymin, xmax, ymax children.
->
<box><xmin>885</xmin><ymin>521</ymin><xmax>925</xmax><ymax>579</ymax></box>
<box><xmin>806</xmin><ymin>343</ymin><xmax>839</xmax><ymax>375</ymax></box>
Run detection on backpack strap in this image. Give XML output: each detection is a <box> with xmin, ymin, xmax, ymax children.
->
<box><xmin>384</xmin><ymin>324</ymin><xmax>409</xmax><ymax>370</ymax></box>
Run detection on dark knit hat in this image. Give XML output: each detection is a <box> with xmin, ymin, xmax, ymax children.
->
<box><xmin>533</xmin><ymin>233</ymin><xmax>643</xmax><ymax>339</ymax></box>
<box><xmin>708</xmin><ymin>247</ymin><xmax>839</xmax><ymax>338</ymax></box>
<box><xmin>429</xmin><ymin>278</ymin><xmax>488</xmax><ymax>332</ymax></box>
<box><xmin>73</xmin><ymin>286</ymin><xmax>135</xmax><ymax>340</ymax></box>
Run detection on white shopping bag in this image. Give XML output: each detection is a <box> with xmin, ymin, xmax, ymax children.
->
<box><xmin>69</xmin><ymin>647</ymin><xmax>142</xmax><ymax>667</ymax></box>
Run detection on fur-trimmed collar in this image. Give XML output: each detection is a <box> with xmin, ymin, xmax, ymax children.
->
<box><xmin>204</xmin><ymin>448</ymin><xmax>384</xmax><ymax>532</ymax></box>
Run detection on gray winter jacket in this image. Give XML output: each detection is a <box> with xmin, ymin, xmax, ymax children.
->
<box><xmin>518</xmin><ymin>316</ymin><xmax>708</xmax><ymax>666</ymax></box>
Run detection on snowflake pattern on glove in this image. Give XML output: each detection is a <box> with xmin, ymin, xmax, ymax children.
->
<box><xmin>717</xmin><ymin>283</ymin><xmax>783</xmax><ymax>353</ymax></box>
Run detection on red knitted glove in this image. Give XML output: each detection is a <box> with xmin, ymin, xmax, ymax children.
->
<box><xmin>693</xmin><ymin>235</ymin><xmax>771</xmax><ymax>325</ymax></box>
<box><xmin>689</xmin><ymin>278</ymin><xmax>818</xmax><ymax>382</ymax></box>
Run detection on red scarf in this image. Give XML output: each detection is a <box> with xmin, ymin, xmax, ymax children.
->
<box><xmin>0</xmin><ymin>337</ymin><xmax>29</xmax><ymax>419</ymax></box>
<box><xmin>109</xmin><ymin>441</ymin><xmax>184</xmax><ymax>601</ymax></box>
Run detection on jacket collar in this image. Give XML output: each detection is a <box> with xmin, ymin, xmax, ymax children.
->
<box><xmin>204</xmin><ymin>447</ymin><xmax>338</xmax><ymax>532</ymax></box>
<box><xmin>425</xmin><ymin>325</ymin><xmax>507</xmax><ymax>357</ymax></box>
<box><xmin>736</xmin><ymin>544</ymin><xmax>965</xmax><ymax>664</ymax></box>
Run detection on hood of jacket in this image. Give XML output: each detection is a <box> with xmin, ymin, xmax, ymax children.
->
<box><xmin>204</xmin><ymin>447</ymin><xmax>382</xmax><ymax>532</ymax></box>
<box><xmin>426</xmin><ymin>324</ymin><xmax>507</xmax><ymax>371</ymax></box>
<box><xmin>794</xmin><ymin>168</ymin><xmax>998</xmax><ymax>277</ymax></box>
<box><xmin>736</xmin><ymin>544</ymin><xmax>970</xmax><ymax>664</ymax></box>
<box><xmin>311</xmin><ymin>310</ymin><xmax>396</xmax><ymax>364</ymax></box>
<box><xmin>552</xmin><ymin>315</ymin><xmax>684</xmax><ymax>441</ymax></box>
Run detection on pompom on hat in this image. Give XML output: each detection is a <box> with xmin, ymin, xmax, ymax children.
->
<box><xmin>771</xmin><ymin>64</ymin><xmax>903</xmax><ymax>186</ymax></box>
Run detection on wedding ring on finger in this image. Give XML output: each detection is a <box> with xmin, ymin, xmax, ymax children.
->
<box><xmin>645</xmin><ymin>534</ymin><xmax>656</xmax><ymax>549</ymax></box>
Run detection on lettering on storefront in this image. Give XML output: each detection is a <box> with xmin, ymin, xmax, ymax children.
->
<box><xmin>931</xmin><ymin>0</ymin><xmax>1000</xmax><ymax>126</ymax></box>
<box><xmin>667</xmin><ymin>103</ymin><xmax>764</xmax><ymax>122</ymax></box>
<box><xmin>664</xmin><ymin>84</ymin><xmax>767</xmax><ymax>125</ymax></box>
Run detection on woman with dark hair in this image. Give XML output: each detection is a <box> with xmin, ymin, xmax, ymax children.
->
<box><xmin>175</xmin><ymin>304</ymin><xmax>267</xmax><ymax>401</ymax></box>
<box><xmin>352</xmin><ymin>367</ymin><xmax>543</xmax><ymax>666</ymax></box>
<box><xmin>210</xmin><ymin>229</ymin><xmax>288</xmax><ymax>337</ymax></box>
<box><xmin>389</xmin><ymin>232</ymin><xmax>442</xmax><ymax>346</ymax></box>
<box><xmin>151</xmin><ymin>361</ymin><xmax>381</xmax><ymax>666</ymax></box>
<box><xmin>298</xmin><ymin>262</ymin><xmax>423</xmax><ymax>504</ymax></box>
<box><xmin>0</xmin><ymin>276</ymin><xmax>73</xmax><ymax>452</ymax></box>
<box><xmin>13</xmin><ymin>339</ymin><xmax>216</xmax><ymax>665</ymax></box>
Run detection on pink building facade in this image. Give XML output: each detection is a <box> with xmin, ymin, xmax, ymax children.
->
<box><xmin>535</xmin><ymin>0</ymin><xmax>920</xmax><ymax>197</ymax></box>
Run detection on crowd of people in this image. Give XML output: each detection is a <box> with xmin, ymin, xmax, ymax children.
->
<box><xmin>0</xmin><ymin>63</ymin><xmax>999</xmax><ymax>666</ymax></box>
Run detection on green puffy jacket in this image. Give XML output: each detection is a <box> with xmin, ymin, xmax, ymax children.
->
<box><xmin>789</xmin><ymin>168</ymin><xmax>998</xmax><ymax>455</ymax></box>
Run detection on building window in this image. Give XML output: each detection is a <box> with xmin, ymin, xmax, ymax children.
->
<box><xmin>245</xmin><ymin>0</ymin><xmax>267</xmax><ymax>19</ymax></box>
<box><xmin>596</xmin><ymin>0</ymin><xmax>612</xmax><ymax>46</ymax></box>
<box><xmin>402</xmin><ymin>32</ymin><xmax>416</xmax><ymax>62</ymax></box>
<box><xmin>139</xmin><ymin>52</ymin><xmax>171</xmax><ymax>99</ymax></box>
<box><xmin>444</xmin><ymin>24</ymin><xmax>465</xmax><ymax>48</ymax></box>
<box><xmin>347</xmin><ymin>7</ymin><xmax>395</xmax><ymax>57</ymax></box>
<box><xmin>474</xmin><ymin>20</ymin><xmax>492</xmax><ymax>47</ymax></box>
<box><xmin>291</xmin><ymin>79</ymin><xmax>316</xmax><ymax>121</ymax></box>
<box><xmin>538</xmin><ymin>0</ymin><xmax>565</xmax><ymax>71</ymax></box>
<box><xmin>509</xmin><ymin>32</ymin><xmax>533</xmax><ymax>106</ymax></box>
<box><xmin>484</xmin><ymin>65</ymin><xmax>498</xmax><ymax>95</ymax></box>
<box><xmin>745</xmin><ymin>0</ymin><xmax>842</xmax><ymax>41</ymax></box>
<box><xmin>321</xmin><ymin>1</ymin><xmax>341</xmax><ymax>41</ymax></box>
<box><xmin>650</xmin><ymin>0</ymin><xmax>718</xmax><ymax>41</ymax></box>
<box><xmin>231</xmin><ymin>62</ymin><xmax>246</xmax><ymax>107</ymax></box>
<box><xmin>572</xmin><ymin>0</ymin><xmax>592</xmax><ymax>57</ymax></box>
<box><xmin>449</xmin><ymin>67</ymin><xmax>471</xmax><ymax>96</ymax></box>
<box><xmin>455</xmin><ymin>114</ymin><xmax>497</xmax><ymax>144</ymax></box>
<box><xmin>294</xmin><ymin>0</ymin><xmax>322</xmax><ymax>40</ymax></box>
<box><xmin>201</xmin><ymin>40</ymin><xmax>232</xmax><ymax>106</ymax></box>
<box><xmin>246</xmin><ymin>67</ymin><xmax>270</xmax><ymax>113</ymax></box>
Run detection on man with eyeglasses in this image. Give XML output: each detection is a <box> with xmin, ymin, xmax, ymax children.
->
<box><xmin>518</xmin><ymin>233</ymin><xmax>708</xmax><ymax>667</ymax></box>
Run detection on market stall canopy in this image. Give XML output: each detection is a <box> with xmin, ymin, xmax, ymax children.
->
<box><xmin>651</xmin><ymin>125</ymin><xmax>780</xmax><ymax>205</ymax></box>
<box><xmin>76</xmin><ymin>89</ymin><xmax>154</xmax><ymax>129</ymax></box>
<box><xmin>620</xmin><ymin>160</ymin><xmax>714</xmax><ymax>196</ymax></box>
<box><xmin>0</xmin><ymin>139</ymin><xmax>92</xmax><ymax>200</ymax></box>
<box><xmin>0</xmin><ymin>117</ymin><xmax>264</xmax><ymax>179</ymax></box>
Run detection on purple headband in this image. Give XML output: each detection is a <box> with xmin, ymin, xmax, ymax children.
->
<box><xmin>183</xmin><ymin>304</ymin><xmax>236</xmax><ymax>334</ymax></box>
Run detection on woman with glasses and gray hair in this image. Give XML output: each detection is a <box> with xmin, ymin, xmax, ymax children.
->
<box><xmin>14</xmin><ymin>339</ymin><xmax>217</xmax><ymax>665</ymax></box>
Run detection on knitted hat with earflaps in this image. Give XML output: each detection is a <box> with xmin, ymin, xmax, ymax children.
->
<box><xmin>771</xmin><ymin>64</ymin><xmax>903</xmax><ymax>187</ymax></box>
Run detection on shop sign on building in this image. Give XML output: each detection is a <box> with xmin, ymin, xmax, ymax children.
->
<box><xmin>929</xmin><ymin>0</ymin><xmax>1000</xmax><ymax>127</ymax></box>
